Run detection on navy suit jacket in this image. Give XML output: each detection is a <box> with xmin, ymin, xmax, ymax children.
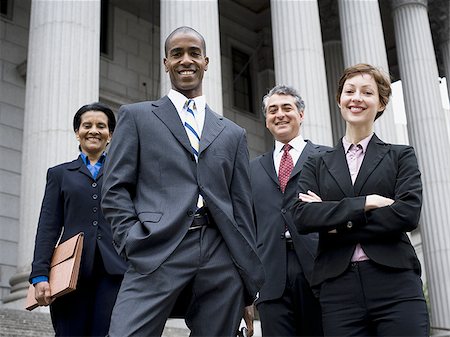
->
<box><xmin>30</xmin><ymin>156</ymin><xmax>127</xmax><ymax>282</ymax></box>
<box><xmin>101</xmin><ymin>96</ymin><xmax>265</xmax><ymax>302</ymax></box>
<box><xmin>250</xmin><ymin>141</ymin><xmax>329</xmax><ymax>303</ymax></box>
<box><xmin>292</xmin><ymin>134</ymin><xmax>422</xmax><ymax>287</ymax></box>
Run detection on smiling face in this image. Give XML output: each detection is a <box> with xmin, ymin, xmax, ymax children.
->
<box><xmin>163</xmin><ymin>31</ymin><xmax>209</xmax><ymax>98</ymax></box>
<box><xmin>339</xmin><ymin>73</ymin><xmax>385</xmax><ymax>129</ymax></box>
<box><xmin>75</xmin><ymin>110</ymin><xmax>111</xmax><ymax>159</ymax></box>
<box><xmin>265</xmin><ymin>94</ymin><xmax>304</xmax><ymax>143</ymax></box>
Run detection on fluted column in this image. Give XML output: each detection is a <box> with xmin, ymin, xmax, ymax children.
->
<box><xmin>3</xmin><ymin>0</ymin><xmax>100</xmax><ymax>308</ymax></box>
<box><xmin>338</xmin><ymin>0</ymin><xmax>397</xmax><ymax>144</ymax></box>
<box><xmin>323</xmin><ymin>40</ymin><xmax>345</xmax><ymax>145</ymax></box>
<box><xmin>392</xmin><ymin>0</ymin><xmax>450</xmax><ymax>329</ymax></box>
<box><xmin>160</xmin><ymin>0</ymin><xmax>223</xmax><ymax>115</ymax></box>
<box><xmin>270</xmin><ymin>0</ymin><xmax>332</xmax><ymax>146</ymax></box>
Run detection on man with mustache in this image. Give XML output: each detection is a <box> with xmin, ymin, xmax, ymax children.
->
<box><xmin>250</xmin><ymin>85</ymin><xmax>326</xmax><ymax>336</ymax></box>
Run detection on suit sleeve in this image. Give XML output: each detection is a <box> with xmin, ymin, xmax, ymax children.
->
<box><xmin>101</xmin><ymin>105</ymin><xmax>140</xmax><ymax>257</ymax></box>
<box><xmin>292</xmin><ymin>156</ymin><xmax>367</xmax><ymax>234</ymax></box>
<box><xmin>292</xmin><ymin>146</ymin><xmax>422</xmax><ymax>239</ymax></box>
<box><xmin>30</xmin><ymin>168</ymin><xmax>64</xmax><ymax>281</ymax></box>
<box><xmin>357</xmin><ymin>146</ymin><xmax>422</xmax><ymax>235</ymax></box>
<box><xmin>230</xmin><ymin>129</ymin><xmax>256</xmax><ymax>245</ymax></box>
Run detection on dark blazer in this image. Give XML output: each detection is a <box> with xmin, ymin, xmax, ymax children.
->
<box><xmin>292</xmin><ymin>134</ymin><xmax>422</xmax><ymax>287</ymax></box>
<box><xmin>30</xmin><ymin>156</ymin><xmax>128</xmax><ymax>282</ymax></box>
<box><xmin>101</xmin><ymin>96</ymin><xmax>265</xmax><ymax>302</ymax></box>
<box><xmin>250</xmin><ymin>141</ymin><xmax>328</xmax><ymax>303</ymax></box>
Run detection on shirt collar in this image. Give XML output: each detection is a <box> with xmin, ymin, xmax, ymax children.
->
<box><xmin>275</xmin><ymin>134</ymin><xmax>305</xmax><ymax>154</ymax></box>
<box><xmin>80</xmin><ymin>152</ymin><xmax>106</xmax><ymax>165</ymax></box>
<box><xmin>342</xmin><ymin>133</ymin><xmax>374</xmax><ymax>154</ymax></box>
<box><xmin>168</xmin><ymin>89</ymin><xmax>206</xmax><ymax>114</ymax></box>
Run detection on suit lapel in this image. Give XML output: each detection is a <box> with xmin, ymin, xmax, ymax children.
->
<box><xmin>290</xmin><ymin>140</ymin><xmax>314</xmax><ymax>178</ymax></box>
<box><xmin>152</xmin><ymin>96</ymin><xmax>193</xmax><ymax>155</ymax></box>
<box><xmin>323</xmin><ymin>142</ymin><xmax>355</xmax><ymax>196</ymax></box>
<box><xmin>199</xmin><ymin>106</ymin><xmax>225</xmax><ymax>154</ymax></box>
<box><xmin>353</xmin><ymin>134</ymin><xmax>389</xmax><ymax>195</ymax></box>
<box><xmin>259</xmin><ymin>152</ymin><xmax>279</xmax><ymax>186</ymax></box>
<box><xmin>97</xmin><ymin>166</ymin><xmax>104</xmax><ymax>181</ymax></box>
<box><xmin>67</xmin><ymin>157</ymin><xmax>93</xmax><ymax>180</ymax></box>
<box><xmin>259</xmin><ymin>141</ymin><xmax>317</xmax><ymax>191</ymax></box>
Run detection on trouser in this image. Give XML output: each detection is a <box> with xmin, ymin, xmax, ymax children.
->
<box><xmin>108</xmin><ymin>226</ymin><xmax>245</xmax><ymax>337</ymax></box>
<box><xmin>50</xmin><ymin>249</ymin><xmax>123</xmax><ymax>337</ymax></box>
<box><xmin>319</xmin><ymin>260</ymin><xmax>429</xmax><ymax>337</ymax></box>
<box><xmin>258</xmin><ymin>248</ymin><xmax>323</xmax><ymax>337</ymax></box>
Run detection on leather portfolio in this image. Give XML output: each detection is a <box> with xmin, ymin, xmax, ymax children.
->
<box><xmin>25</xmin><ymin>232</ymin><xmax>84</xmax><ymax>311</ymax></box>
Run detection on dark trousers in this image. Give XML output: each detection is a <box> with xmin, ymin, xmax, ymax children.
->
<box><xmin>258</xmin><ymin>249</ymin><xmax>323</xmax><ymax>337</ymax></box>
<box><xmin>50</xmin><ymin>249</ymin><xmax>123</xmax><ymax>337</ymax></box>
<box><xmin>319</xmin><ymin>260</ymin><xmax>429</xmax><ymax>337</ymax></box>
<box><xmin>108</xmin><ymin>227</ymin><xmax>245</xmax><ymax>337</ymax></box>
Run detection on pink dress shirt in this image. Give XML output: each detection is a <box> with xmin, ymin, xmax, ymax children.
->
<box><xmin>342</xmin><ymin>134</ymin><xmax>373</xmax><ymax>262</ymax></box>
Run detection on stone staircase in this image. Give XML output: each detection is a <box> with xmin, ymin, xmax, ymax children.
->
<box><xmin>0</xmin><ymin>308</ymin><xmax>261</xmax><ymax>337</ymax></box>
<box><xmin>0</xmin><ymin>308</ymin><xmax>188</xmax><ymax>337</ymax></box>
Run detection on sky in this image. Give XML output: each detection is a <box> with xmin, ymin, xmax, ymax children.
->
<box><xmin>391</xmin><ymin>77</ymin><xmax>449</xmax><ymax>124</ymax></box>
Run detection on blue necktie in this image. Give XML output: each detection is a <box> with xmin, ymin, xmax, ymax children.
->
<box><xmin>184</xmin><ymin>99</ymin><xmax>203</xmax><ymax>208</ymax></box>
<box><xmin>184</xmin><ymin>99</ymin><xmax>200</xmax><ymax>161</ymax></box>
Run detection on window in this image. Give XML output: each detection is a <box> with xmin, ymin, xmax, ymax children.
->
<box><xmin>100</xmin><ymin>0</ymin><xmax>111</xmax><ymax>56</ymax></box>
<box><xmin>232</xmin><ymin>47</ymin><xmax>254</xmax><ymax>114</ymax></box>
<box><xmin>0</xmin><ymin>0</ymin><xmax>12</xmax><ymax>18</ymax></box>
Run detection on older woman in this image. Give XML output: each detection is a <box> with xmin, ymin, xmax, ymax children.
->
<box><xmin>292</xmin><ymin>64</ymin><xmax>429</xmax><ymax>336</ymax></box>
<box><xmin>30</xmin><ymin>102</ymin><xmax>127</xmax><ymax>336</ymax></box>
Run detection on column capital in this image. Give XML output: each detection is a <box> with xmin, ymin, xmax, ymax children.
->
<box><xmin>391</xmin><ymin>0</ymin><xmax>427</xmax><ymax>11</ymax></box>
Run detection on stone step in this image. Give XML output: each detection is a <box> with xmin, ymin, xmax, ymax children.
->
<box><xmin>0</xmin><ymin>308</ymin><xmax>261</xmax><ymax>337</ymax></box>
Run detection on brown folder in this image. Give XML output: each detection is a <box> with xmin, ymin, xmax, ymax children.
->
<box><xmin>25</xmin><ymin>232</ymin><xmax>84</xmax><ymax>311</ymax></box>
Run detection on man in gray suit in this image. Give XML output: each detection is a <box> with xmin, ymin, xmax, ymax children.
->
<box><xmin>250</xmin><ymin>85</ymin><xmax>325</xmax><ymax>336</ymax></box>
<box><xmin>101</xmin><ymin>26</ymin><xmax>264</xmax><ymax>337</ymax></box>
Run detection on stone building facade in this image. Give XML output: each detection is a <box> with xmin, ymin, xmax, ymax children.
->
<box><xmin>1</xmin><ymin>0</ymin><xmax>449</xmax><ymax>332</ymax></box>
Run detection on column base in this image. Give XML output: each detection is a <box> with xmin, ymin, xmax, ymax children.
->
<box><xmin>2</xmin><ymin>271</ymin><xmax>30</xmax><ymax>310</ymax></box>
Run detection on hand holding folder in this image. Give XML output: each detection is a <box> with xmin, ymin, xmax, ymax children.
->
<box><xmin>26</xmin><ymin>232</ymin><xmax>84</xmax><ymax>311</ymax></box>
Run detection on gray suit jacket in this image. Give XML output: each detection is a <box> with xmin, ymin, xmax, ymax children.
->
<box><xmin>101</xmin><ymin>96</ymin><xmax>264</xmax><ymax>302</ymax></box>
<box><xmin>250</xmin><ymin>141</ymin><xmax>328</xmax><ymax>303</ymax></box>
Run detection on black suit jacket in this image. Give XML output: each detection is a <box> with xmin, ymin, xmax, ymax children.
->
<box><xmin>292</xmin><ymin>134</ymin><xmax>422</xmax><ymax>287</ymax></box>
<box><xmin>250</xmin><ymin>141</ymin><xmax>329</xmax><ymax>303</ymax></box>
<box><xmin>30</xmin><ymin>156</ymin><xmax>128</xmax><ymax>282</ymax></box>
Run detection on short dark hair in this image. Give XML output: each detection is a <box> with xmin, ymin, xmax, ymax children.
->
<box><xmin>73</xmin><ymin>102</ymin><xmax>116</xmax><ymax>133</ymax></box>
<box><xmin>262</xmin><ymin>84</ymin><xmax>305</xmax><ymax>117</ymax></box>
<box><xmin>164</xmin><ymin>26</ymin><xmax>206</xmax><ymax>57</ymax></box>
<box><xmin>336</xmin><ymin>63</ymin><xmax>392</xmax><ymax>120</ymax></box>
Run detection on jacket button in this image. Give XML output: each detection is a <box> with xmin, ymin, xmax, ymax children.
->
<box><xmin>346</xmin><ymin>221</ymin><xmax>353</xmax><ymax>229</ymax></box>
<box><xmin>187</xmin><ymin>210</ymin><xmax>194</xmax><ymax>216</ymax></box>
<box><xmin>93</xmin><ymin>220</ymin><xmax>98</xmax><ymax>226</ymax></box>
<box><xmin>92</xmin><ymin>182</ymin><xmax>97</xmax><ymax>188</ymax></box>
<box><xmin>92</xmin><ymin>194</ymin><xmax>98</xmax><ymax>200</ymax></box>
<box><xmin>281</xmin><ymin>208</ymin><xmax>286</xmax><ymax>214</ymax></box>
<box><xmin>97</xmin><ymin>234</ymin><xmax>102</xmax><ymax>240</ymax></box>
<box><xmin>93</xmin><ymin>207</ymin><xmax>98</xmax><ymax>213</ymax></box>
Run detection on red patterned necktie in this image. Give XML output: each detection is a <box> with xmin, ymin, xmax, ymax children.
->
<box><xmin>278</xmin><ymin>144</ymin><xmax>294</xmax><ymax>193</ymax></box>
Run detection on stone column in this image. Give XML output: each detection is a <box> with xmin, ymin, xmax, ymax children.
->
<box><xmin>160</xmin><ymin>0</ymin><xmax>223</xmax><ymax>115</ymax></box>
<box><xmin>270</xmin><ymin>0</ymin><xmax>332</xmax><ymax>146</ymax></box>
<box><xmin>392</xmin><ymin>0</ymin><xmax>450</xmax><ymax>330</ymax></box>
<box><xmin>323</xmin><ymin>40</ymin><xmax>345</xmax><ymax>145</ymax></box>
<box><xmin>3</xmin><ymin>0</ymin><xmax>101</xmax><ymax>309</ymax></box>
<box><xmin>338</xmin><ymin>0</ymin><xmax>398</xmax><ymax>144</ymax></box>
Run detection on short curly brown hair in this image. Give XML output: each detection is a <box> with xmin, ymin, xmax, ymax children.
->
<box><xmin>336</xmin><ymin>63</ymin><xmax>392</xmax><ymax>120</ymax></box>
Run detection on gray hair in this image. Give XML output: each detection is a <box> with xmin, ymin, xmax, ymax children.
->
<box><xmin>261</xmin><ymin>84</ymin><xmax>305</xmax><ymax>117</ymax></box>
